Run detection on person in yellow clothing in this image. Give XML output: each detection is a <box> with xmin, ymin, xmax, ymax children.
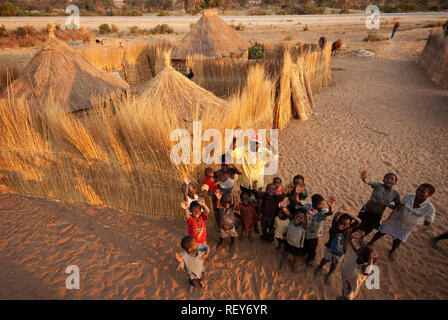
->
<box><xmin>232</xmin><ymin>133</ymin><xmax>279</xmax><ymax>195</ymax></box>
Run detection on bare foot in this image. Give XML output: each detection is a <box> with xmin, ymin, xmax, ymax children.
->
<box><xmin>388</xmin><ymin>250</ymin><xmax>397</xmax><ymax>261</ymax></box>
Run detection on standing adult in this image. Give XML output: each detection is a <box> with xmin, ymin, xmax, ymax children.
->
<box><xmin>232</xmin><ymin>134</ymin><xmax>279</xmax><ymax>195</ymax></box>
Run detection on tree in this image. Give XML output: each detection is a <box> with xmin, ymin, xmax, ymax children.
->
<box><xmin>0</xmin><ymin>2</ymin><xmax>20</xmax><ymax>16</ymax></box>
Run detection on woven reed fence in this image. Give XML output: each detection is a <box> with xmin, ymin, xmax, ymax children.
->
<box><xmin>419</xmin><ymin>31</ymin><xmax>448</xmax><ymax>89</ymax></box>
<box><xmin>0</xmin><ymin>40</ymin><xmax>332</xmax><ymax>219</ymax></box>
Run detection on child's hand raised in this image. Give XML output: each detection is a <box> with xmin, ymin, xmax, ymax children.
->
<box><xmin>214</xmin><ymin>189</ymin><xmax>222</xmax><ymax>199</ymax></box>
<box><xmin>360</xmin><ymin>170</ymin><xmax>368</xmax><ymax>181</ymax></box>
<box><xmin>327</xmin><ymin>195</ymin><xmax>336</xmax><ymax>209</ymax></box>
<box><xmin>339</xmin><ymin>205</ymin><xmax>349</xmax><ymax>214</ymax></box>
<box><xmin>175</xmin><ymin>252</ymin><xmax>183</xmax><ymax>263</ymax></box>
<box><xmin>180</xmin><ymin>201</ymin><xmax>189</xmax><ymax>211</ymax></box>
<box><xmin>201</xmin><ymin>184</ymin><xmax>209</xmax><ymax>192</ymax></box>
<box><xmin>252</xmin><ymin>180</ymin><xmax>258</xmax><ymax>189</ymax></box>
<box><xmin>183</xmin><ymin>173</ymin><xmax>191</xmax><ymax>186</ymax></box>
<box><xmin>197</xmin><ymin>197</ymin><xmax>205</xmax><ymax>207</ymax></box>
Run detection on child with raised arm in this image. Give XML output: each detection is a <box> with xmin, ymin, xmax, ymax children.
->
<box><xmin>274</xmin><ymin>204</ymin><xmax>291</xmax><ymax>250</ymax></box>
<box><xmin>215</xmin><ymin>190</ymin><xmax>238</xmax><ymax>252</ymax></box>
<box><xmin>340</xmin><ymin>237</ymin><xmax>379</xmax><ymax>300</ymax></box>
<box><xmin>314</xmin><ymin>207</ymin><xmax>361</xmax><ymax>285</ymax></box>
<box><xmin>279</xmin><ymin>208</ymin><xmax>308</xmax><ymax>273</ymax></box>
<box><xmin>368</xmin><ymin>183</ymin><xmax>436</xmax><ymax>261</ymax></box>
<box><xmin>181</xmin><ymin>196</ymin><xmax>210</xmax><ymax>253</ymax></box>
<box><xmin>214</xmin><ymin>154</ymin><xmax>242</xmax><ymax>195</ymax></box>
<box><xmin>175</xmin><ymin>236</ymin><xmax>209</xmax><ymax>290</ymax></box>
<box><xmin>287</xmin><ymin>175</ymin><xmax>309</xmax><ymax>207</ymax></box>
<box><xmin>181</xmin><ymin>173</ymin><xmax>209</xmax><ymax>213</ymax></box>
<box><xmin>357</xmin><ymin>170</ymin><xmax>400</xmax><ymax>237</ymax></box>
<box><xmin>302</xmin><ymin>194</ymin><xmax>336</xmax><ymax>267</ymax></box>
<box><xmin>235</xmin><ymin>192</ymin><xmax>260</xmax><ymax>243</ymax></box>
<box><xmin>257</xmin><ymin>183</ymin><xmax>288</xmax><ymax>243</ymax></box>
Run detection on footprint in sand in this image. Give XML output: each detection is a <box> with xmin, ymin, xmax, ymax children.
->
<box><xmin>382</xmin><ymin>160</ymin><xmax>393</xmax><ymax>167</ymax></box>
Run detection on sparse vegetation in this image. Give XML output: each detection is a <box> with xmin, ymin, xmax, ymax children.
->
<box><xmin>444</xmin><ymin>20</ymin><xmax>448</xmax><ymax>36</ymax></box>
<box><xmin>248</xmin><ymin>45</ymin><xmax>264</xmax><ymax>60</ymax></box>
<box><xmin>363</xmin><ymin>31</ymin><xmax>388</xmax><ymax>42</ymax></box>
<box><xmin>230</xmin><ymin>23</ymin><xmax>246</xmax><ymax>31</ymax></box>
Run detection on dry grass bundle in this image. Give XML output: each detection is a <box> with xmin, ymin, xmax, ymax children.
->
<box><xmin>419</xmin><ymin>31</ymin><xmax>448</xmax><ymax>89</ymax></box>
<box><xmin>138</xmin><ymin>51</ymin><xmax>228</xmax><ymax>124</ymax></box>
<box><xmin>171</xmin><ymin>8</ymin><xmax>250</xmax><ymax>60</ymax></box>
<box><xmin>222</xmin><ymin>64</ymin><xmax>275</xmax><ymax>130</ymax></box>
<box><xmin>186</xmin><ymin>55</ymin><xmax>259</xmax><ymax>98</ymax></box>
<box><xmin>275</xmin><ymin>51</ymin><xmax>293</xmax><ymax>130</ymax></box>
<box><xmin>291</xmin><ymin>58</ymin><xmax>313</xmax><ymax>121</ymax></box>
<box><xmin>2</xmin><ymin>26</ymin><xmax>129</xmax><ymax>113</ymax></box>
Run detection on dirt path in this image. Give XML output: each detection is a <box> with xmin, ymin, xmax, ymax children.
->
<box><xmin>0</xmin><ymin>55</ymin><xmax>447</xmax><ymax>300</ymax></box>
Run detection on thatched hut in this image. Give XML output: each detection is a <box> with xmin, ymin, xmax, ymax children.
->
<box><xmin>171</xmin><ymin>8</ymin><xmax>251</xmax><ymax>73</ymax></box>
<box><xmin>1</xmin><ymin>24</ymin><xmax>129</xmax><ymax>112</ymax></box>
<box><xmin>139</xmin><ymin>51</ymin><xmax>228</xmax><ymax>124</ymax></box>
<box><xmin>420</xmin><ymin>31</ymin><xmax>448</xmax><ymax>89</ymax></box>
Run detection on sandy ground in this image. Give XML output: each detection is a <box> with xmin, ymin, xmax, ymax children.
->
<box><xmin>1</xmin><ymin>43</ymin><xmax>447</xmax><ymax>298</ymax></box>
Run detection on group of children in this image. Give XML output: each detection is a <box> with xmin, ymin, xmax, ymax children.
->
<box><xmin>175</xmin><ymin>163</ymin><xmax>437</xmax><ymax>300</ymax></box>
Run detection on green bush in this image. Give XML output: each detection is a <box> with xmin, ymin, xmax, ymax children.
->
<box><xmin>0</xmin><ymin>2</ymin><xmax>20</xmax><ymax>16</ymax></box>
<box><xmin>111</xmin><ymin>24</ymin><xmax>119</xmax><ymax>33</ymax></box>
<box><xmin>157</xmin><ymin>11</ymin><xmax>170</xmax><ymax>16</ymax></box>
<box><xmin>0</xmin><ymin>25</ymin><xmax>6</xmax><ymax>37</ymax></box>
<box><xmin>149</xmin><ymin>24</ymin><xmax>174</xmax><ymax>35</ymax></box>
<box><xmin>99</xmin><ymin>24</ymin><xmax>111</xmax><ymax>34</ymax></box>
<box><xmin>248</xmin><ymin>45</ymin><xmax>264</xmax><ymax>60</ymax></box>
<box><xmin>14</xmin><ymin>26</ymin><xmax>27</xmax><ymax>38</ymax></box>
<box><xmin>230</xmin><ymin>23</ymin><xmax>246</xmax><ymax>31</ymax></box>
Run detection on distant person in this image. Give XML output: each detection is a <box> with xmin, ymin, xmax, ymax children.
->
<box><xmin>368</xmin><ymin>184</ymin><xmax>436</xmax><ymax>261</ymax></box>
<box><xmin>357</xmin><ymin>170</ymin><xmax>400</xmax><ymax>237</ymax></box>
<box><xmin>314</xmin><ymin>208</ymin><xmax>361</xmax><ymax>285</ymax></box>
<box><xmin>391</xmin><ymin>21</ymin><xmax>400</xmax><ymax>39</ymax></box>
<box><xmin>431</xmin><ymin>231</ymin><xmax>448</xmax><ymax>249</ymax></box>
<box><xmin>235</xmin><ymin>192</ymin><xmax>260</xmax><ymax>243</ymax></box>
<box><xmin>186</xmin><ymin>67</ymin><xmax>194</xmax><ymax>80</ymax></box>
<box><xmin>175</xmin><ymin>236</ymin><xmax>209</xmax><ymax>290</ymax></box>
<box><xmin>279</xmin><ymin>208</ymin><xmax>308</xmax><ymax>273</ymax></box>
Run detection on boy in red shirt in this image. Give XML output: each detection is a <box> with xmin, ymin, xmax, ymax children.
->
<box><xmin>181</xmin><ymin>198</ymin><xmax>210</xmax><ymax>252</ymax></box>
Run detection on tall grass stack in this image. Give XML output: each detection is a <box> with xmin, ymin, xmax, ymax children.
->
<box><xmin>419</xmin><ymin>31</ymin><xmax>448</xmax><ymax>89</ymax></box>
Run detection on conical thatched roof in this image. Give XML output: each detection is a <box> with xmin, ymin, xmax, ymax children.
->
<box><xmin>1</xmin><ymin>24</ymin><xmax>129</xmax><ymax>112</ymax></box>
<box><xmin>171</xmin><ymin>8</ymin><xmax>250</xmax><ymax>60</ymax></box>
<box><xmin>139</xmin><ymin>51</ymin><xmax>228</xmax><ymax>123</ymax></box>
